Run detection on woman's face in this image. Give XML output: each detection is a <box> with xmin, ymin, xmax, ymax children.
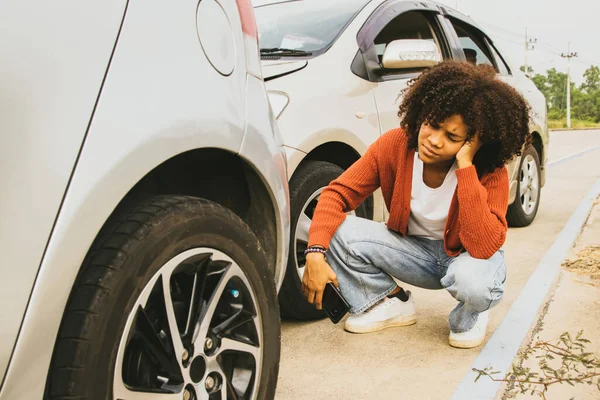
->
<box><xmin>418</xmin><ymin>114</ymin><xmax>469</xmax><ymax>165</ymax></box>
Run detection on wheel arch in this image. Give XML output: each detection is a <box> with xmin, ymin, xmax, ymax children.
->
<box><xmin>531</xmin><ymin>130</ymin><xmax>546</xmax><ymax>188</ymax></box>
<box><xmin>104</xmin><ymin>148</ymin><xmax>279</xmax><ymax>280</ymax></box>
<box><xmin>1</xmin><ymin>146</ymin><xmax>279</xmax><ymax>400</ymax></box>
<box><xmin>303</xmin><ymin>141</ymin><xmax>362</xmax><ymax>170</ymax></box>
<box><xmin>294</xmin><ymin>141</ymin><xmax>374</xmax><ymax>220</ymax></box>
<box><xmin>531</xmin><ymin>131</ymin><xmax>543</xmax><ymax>168</ymax></box>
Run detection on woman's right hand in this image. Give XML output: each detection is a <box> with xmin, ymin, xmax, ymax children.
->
<box><xmin>302</xmin><ymin>252</ymin><xmax>339</xmax><ymax>310</ymax></box>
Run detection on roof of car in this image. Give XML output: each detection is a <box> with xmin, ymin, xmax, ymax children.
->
<box><xmin>433</xmin><ymin>2</ymin><xmax>486</xmax><ymax>33</ymax></box>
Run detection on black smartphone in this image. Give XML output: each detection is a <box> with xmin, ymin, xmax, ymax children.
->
<box><xmin>322</xmin><ymin>282</ymin><xmax>350</xmax><ymax>324</ymax></box>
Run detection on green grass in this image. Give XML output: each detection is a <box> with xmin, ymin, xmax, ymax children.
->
<box><xmin>549</xmin><ymin>118</ymin><xmax>600</xmax><ymax>129</ymax></box>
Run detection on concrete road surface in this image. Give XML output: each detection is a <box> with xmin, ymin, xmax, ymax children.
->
<box><xmin>275</xmin><ymin>130</ymin><xmax>600</xmax><ymax>400</ymax></box>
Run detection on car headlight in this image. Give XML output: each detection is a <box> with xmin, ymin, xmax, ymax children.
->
<box><xmin>267</xmin><ymin>91</ymin><xmax>289</xmax><ymax>119</ymax></box>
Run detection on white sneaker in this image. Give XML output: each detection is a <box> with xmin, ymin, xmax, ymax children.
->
<box><xmin>449</xmin><ymin>311</ymin><xmax>489</xmax><ymax>349</ymax></box>
<box><xmin>344</xmin><ymin>291</ymin><xmax>416</xmax><ymax>334</ymax></box>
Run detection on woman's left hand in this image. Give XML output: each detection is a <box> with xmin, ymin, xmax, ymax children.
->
<box><xmin>456</xmin><ymin>132</ymin><xmax>482</xmax><ymax>169</ymax></box>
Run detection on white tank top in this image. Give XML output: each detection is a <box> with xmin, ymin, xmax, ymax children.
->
<box><xmin>407</xmin><ymin>153</ymin><xmax>458</xmax><ymax>240</ymax></box>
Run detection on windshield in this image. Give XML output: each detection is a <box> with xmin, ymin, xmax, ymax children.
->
<box><xmin>255</xmin><ymin>0</ymin><xmax>370</xmax><ymax>55</ymax></box>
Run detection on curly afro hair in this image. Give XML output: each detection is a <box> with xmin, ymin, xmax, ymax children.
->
<box><xmin>398</xmin><ymin>60</ymin><xmax>532</xmax><ymax>175</ymax></box>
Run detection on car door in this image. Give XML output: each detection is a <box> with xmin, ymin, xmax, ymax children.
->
<box><xmin>364</xmin><ymin>9</ymin><xmax>452</xmax><ymax>134</ymax></box>
<box><xmin>442</xmin><ymin>17</ymin><xmax>522</xmax><ymax>181</ymax></box>
<box><xmin>487</xmin><ymin>40</ymin><xmax>529</xmax><ymax>181</ymax></box>
<box><xmin>350</xmin><ymin>2</ymin><xmax>453</xmax><ymax>221</ymax></box>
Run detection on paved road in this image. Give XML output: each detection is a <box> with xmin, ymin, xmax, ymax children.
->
<box><xmin>275</xmin><ymin>130</ymin><xmax>600</xmax><ymax>400</ymax></box>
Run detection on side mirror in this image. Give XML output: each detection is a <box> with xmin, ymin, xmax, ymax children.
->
<box><xmin>382</xmin><ymin>39</ymin><xmax>442</xmax><ymax>69</ymax></box>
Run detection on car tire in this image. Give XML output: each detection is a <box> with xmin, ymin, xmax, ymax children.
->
<box><xmin>507</xmin><ymin>146</ymin><xmax>541</xmax><ymax>227</ymax></box>
<box><xmin>279</xmin><ymin>161</ymin><xmax>370</xmax><ymax>321</ymax></box>
<box><xmin>46</xmin><ymin>196</ymin><xmax>280</xmax><ymax>400</ymax></box>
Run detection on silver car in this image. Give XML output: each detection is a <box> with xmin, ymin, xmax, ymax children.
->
<box><xmin>255</xmin><ymin>0</ymin><xmax>549</xmax><ymax>320</ymax></box>
<box><xmin>0</xmin><ymin>1</ymin><xmax>289</xmax><ymax>399</ymax></box>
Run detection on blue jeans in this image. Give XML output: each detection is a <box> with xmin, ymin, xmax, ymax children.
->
<box><xmin>327</xmin><ymin>216</ymin><xmax>506</xmax><ymax>333</ymax></box>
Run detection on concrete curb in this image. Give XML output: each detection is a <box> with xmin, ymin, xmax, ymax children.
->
<box><xmin>550</xmin><ymin>127</ymin><xmax>600</xmax><ymax>132</ymax></box>
<box><xmin>452</xmin><ymin>178</ymin><xmax>600</xmax><ymax>400</ymax></box>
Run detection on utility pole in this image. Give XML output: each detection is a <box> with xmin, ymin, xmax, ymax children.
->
<box><xmin>524</xmin><ymin>28</ymin><xmax>537</xmax><ymax>75</ymax></box>
<box><xmin>561</xmin><ymin>43</ymin><xmax>578</xmax><ymax>128</ymax></box>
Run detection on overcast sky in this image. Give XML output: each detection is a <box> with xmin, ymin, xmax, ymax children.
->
<box><xmin>436</xmin><ymin>0</ymin><xmax>599</xmax><ymax>84</ymax></box>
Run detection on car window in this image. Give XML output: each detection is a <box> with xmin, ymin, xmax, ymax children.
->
<box><xmin>449</xmin><ymin>19</ymin><xmax>496</xmax><ymax>70</ymax></box>
<box><xmin>373</xmin><ymin>11</ymin><xmax>444</xmax><ymax>67</ymax></box>
<box><xmin>254</xmin><ymin>0</ymin><xmax>369</xmax><ymax>54</ymax></box>
<box><xmin>489</xmin><ymin>42</ymin><xmax>512</xmax><ymax>75</ymax></box>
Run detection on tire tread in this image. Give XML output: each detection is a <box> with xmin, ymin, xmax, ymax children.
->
<box><xmin>279</xmin><ymin>160</ymin><xmax>369</xmax><ymax>320</ymax></box>
<box><xmin>507</xmin><ymin>147</ymin><xmax>541</xmax><ymax>227</ymax></box>
<box><xmin>47</xmin><ymin>195</ymin><xmax>270</xmax><ymax>399</ymax></box>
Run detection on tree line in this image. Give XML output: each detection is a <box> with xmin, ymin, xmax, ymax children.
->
<box><xmin>521</xmin><ymin>65</ymin><xmax>600</xmax><ymax>123</ymax></box>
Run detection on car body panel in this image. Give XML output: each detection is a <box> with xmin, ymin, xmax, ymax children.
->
<box><xmin>282</xmin><ymin>145</ymin><xmax>307</xmax><ymax>174</ymax></box>
<box><xmin>437</xmin><ymin>11</ymin><xmax>549</xmax><ymax>201</ymax></box>
<box><xmin>0</xmin><ymin>0</ymin><xmax>128</xmax><ymax>383</ymax></box>
<box><xmin>260</xmin><ymin>0</ymin><xmax>548</xmax><ymax>224</ymax></box>
<box><xmin>239</xmin><ymin>74</ymin><xmax>290</xmax><ymax>288</ymax></box>
<box><xmin>267</xmin><ymin>59</ymin><xmax>386</xmax><ymax>219</ymax></box>
<box><xmin>354</xmin><ymin>3</ymin><xmax>445</xmax><ymax>134</ymax></box>
<box><xmin>263</xmin><ymin>0</ymin><xmax>388</xmax><ymax>221</ymax></box>
<box><xmin>263</xmin><ymin>60</ymin><xmax>308</xmax><ymax>80</ymax></box>
<box><xmin>0</xmin><ymin>0</ymin><xmax>289</xmax><ymax>397</ymax></box>
<box><xmin>265</xmin><ymin>57</ymin><xmax>380</xmax><ymax>154</ymax></box>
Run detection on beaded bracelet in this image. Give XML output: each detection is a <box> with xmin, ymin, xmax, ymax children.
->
<box><xmin>303</xmin><ymin>246</ymin><xmax>327</xmax><ymax>257</ymax></box>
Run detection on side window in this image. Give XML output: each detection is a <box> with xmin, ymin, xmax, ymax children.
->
<box><xmin>373</xmin><ymin>11</ymin><xmax>445</xmax><ymax>68</ymax></box>
<box><xmin>449</xmin><ymin>19</ymin><xmax>496</xmax><ymax>70</ymax></box>
<box><xmin>489</xmin><ymin>42</ymin><xmax>511</xmax><ymax>75</ymax></box>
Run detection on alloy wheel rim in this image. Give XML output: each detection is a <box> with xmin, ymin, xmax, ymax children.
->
<box><xmin>519</xmin><ymin>154</ymin><xmax>539</xmax><ymax>216</ymax></box>
<box><xmin>113</xmin><ymin>248</ymin><xmax>263</xmax><ymax>400</ymax></box>
<box><xmin>294</xmin><ymin>188</ymin><xmax>355</xmax><ymax>280</ymax></box>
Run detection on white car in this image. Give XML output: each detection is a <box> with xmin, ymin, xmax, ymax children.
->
<box><xmin>0</xmin><ymin>1</ymin><xmax>289</xmax><ymax>399</ymax></box>
<box><xmin>254</xmin><ymin>0</ymin><xmax>549</xmax><ymax>320</ymax></box>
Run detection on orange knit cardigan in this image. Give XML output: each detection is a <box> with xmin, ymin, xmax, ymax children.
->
<box><xmin>308</xmin><ymin>128</ymin><xmax>509</xmax><ymax>259</ymax></box>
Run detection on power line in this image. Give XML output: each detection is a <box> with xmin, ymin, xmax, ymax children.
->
<box><xmin>490</xmin><ymin>33</ymin><xmax>597</xmax><ymax>68</ymax></box>
<box><xmin>489</xmin><ymin>34</ymin><xmax>565</xmax><ymax>71</ymax></box>
<box><xmin>476</xmin><ymin>18</ymin><xmax>523</xmax><ymax>38</ymax></box>
<box><xmin>480</xmin><ymin>23</ymin><xmax>523</xmax><ymax>39</ymax></box>
<box><xmin>537</xmin><ymin>41</ymin><xmax>562</xmax><ymax>55</ymax></box>
<box><xmin>484</xmin><ymin>29</ymin><xmax>562</xmax><ymax>58</ymax></box>
<box><xmin>488</xmin><ymin>34</ymin><xmax>523</xmax><ymax>46</ymax></box>
<box><xmin>536</xmin><ymin>42</ymin><xmax>563</xmax><ymax>57</ymax></box>
<box><xmin>473</xmin><ymin>18</ymin><xmax>599</xmax><ymax>69</ymax></box>
<box><xmin>573</xmin><ymin>56</ymin><xmax>600</xmax><ymax>68</ymax></box>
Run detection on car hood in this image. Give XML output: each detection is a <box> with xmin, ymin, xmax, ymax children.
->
<box><xmin>261</xmin><ymin>60</ymin><xmax>308</xmax><ymax>81</ymax></box>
